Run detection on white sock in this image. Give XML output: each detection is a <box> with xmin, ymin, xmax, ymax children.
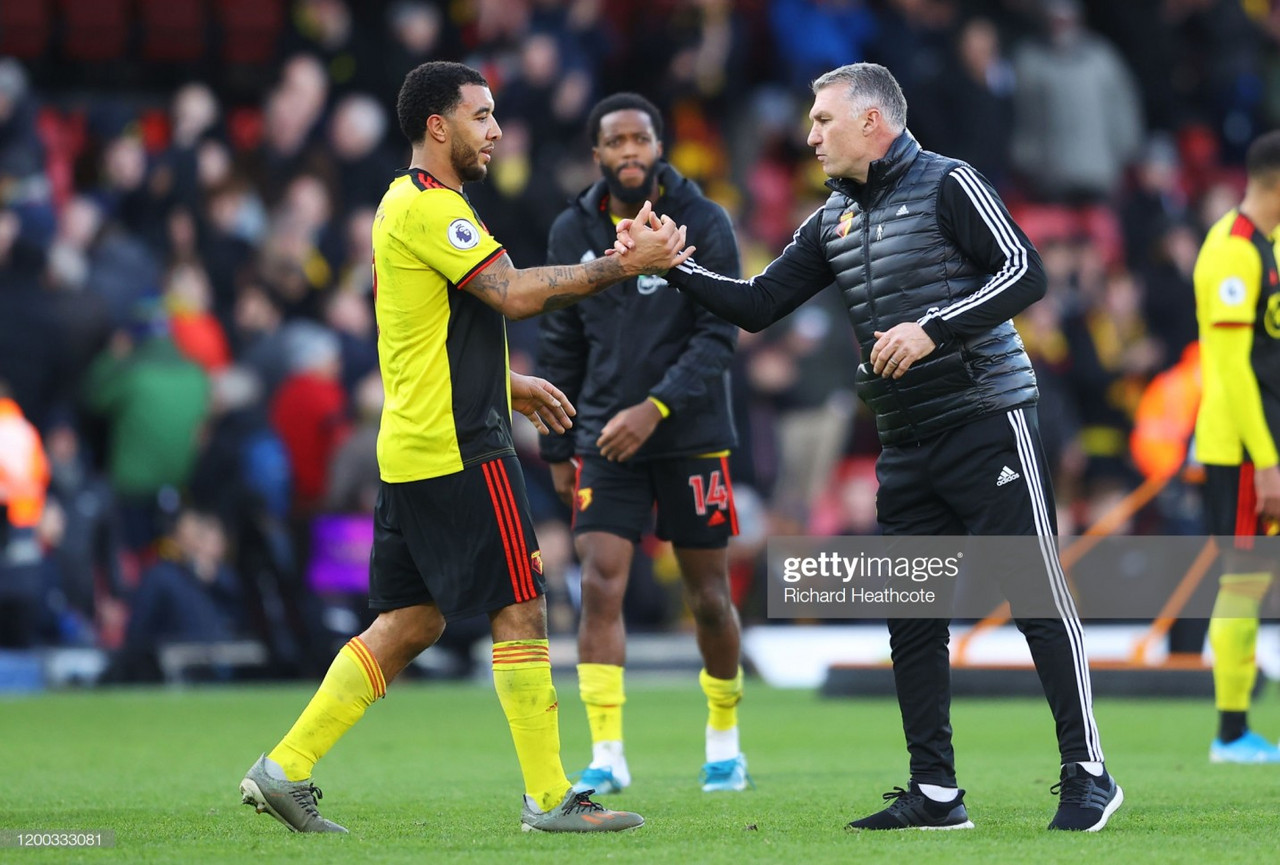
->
<box><xmin>1073</xmin><ymin>761</ymin><xmax>1104</xmax><ymax>777</ymax></box>
<box><xmin>261</xmin><ymin>756</ymin><xmax>288</xmax><ymax>780</ymax></box>
<box><xmin>917</xmin><ymin>783</ymin><xmax>960</xmax><ymax>802</ymax></box>
<box><xmin>590</xmin><ymin>740</ymin><xmax>630</xmax><ymax>784</ymax></box>
<box><xmin>706</xmin><ymin>725</ymin><xmax>740</xmax><ymax>763</ymax></box>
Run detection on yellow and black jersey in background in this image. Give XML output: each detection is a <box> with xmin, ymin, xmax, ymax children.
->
<box><xmin>1193</xmin><ymin>209</ymin><xmax>1280</xmax><ymax>469</ymax></box>
<box><xmin>371</xmin><ymin>168</ymin><xmax>511</xmax><ymax>482</ymax></box>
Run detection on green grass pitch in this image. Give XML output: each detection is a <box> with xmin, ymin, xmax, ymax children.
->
<box><xmin>2</xmin><ymin>677</ymin><xmax>1277</xmax><ymax>864</ymax></box>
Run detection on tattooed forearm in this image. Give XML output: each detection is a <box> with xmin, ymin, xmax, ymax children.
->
<box><xmin>541</xmin><ymin>294</ymin><xmax>582</xmax><ymax>313</ymax></box>
<box><xmin>542</xmin><ymin>266</ymin><xmax>581</xmax><ymax>291</ymax></box>
<box><xmin>468</xmin><ymin>256</ymin><xmax>513</xmax><ymax>303</ymax></box>
<box><xmin>583</xmin><ymin>256</ymin><xmax>628</xmax><ymax>288</ymax></box>
<box><xmin>536</xmin><ymin>259</ymin><xmax>627</xmax><ymax>313</ymax></box>
<box><xmin>461</xmin><ymin>248</ymin><xmax>638</xmax><ymax>320</ymax></box>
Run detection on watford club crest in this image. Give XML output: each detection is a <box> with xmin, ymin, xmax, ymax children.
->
<box><xmin>1267</xmin><ymin>292</ymin><xmax>1280</xmax><ymax>339</ymax></box>
<box><xmin>837</xmin><ymin>207</ymin><xmax>856</xmax><ymax>238</ymax></box>
<box><xmin>530</xmin><ymin>550</ymin><xmax>543</xmax><ymax>575</ymax></box>
<box><xmin>576</xmin><ymin>487</ymin><xmax>593</xmax><ymax>511</ymax></box>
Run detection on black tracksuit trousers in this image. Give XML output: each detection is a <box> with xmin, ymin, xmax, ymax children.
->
<box><xmin>876</xmin><ymin>406</ymin><xmax>1105</xmax><ymax>786</ymax></box>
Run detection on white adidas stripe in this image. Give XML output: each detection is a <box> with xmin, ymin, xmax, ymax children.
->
<box><xmin>937</xmin><ymin>167</ymin><xmax>1027</xmax><ymax>319</ymax></box>
<box><xmin>917</xmin><ymin>167</ymin><xmax>1028</xmax><ymax>328</ymax></box>
<box><xmin>1012</xmin><ymin>408</ymin><xmax>1103</xmax><ymax>760</ymax></box>
<box><xmin>1007</xmin><ymin>410</ymin><xmax>1098</xmax><ymax>760</ymax></box>
<box><xmin>1007</xmin><ymin>408</ymin><xmax>1104</xmax><ymax>761</ymax></box>
<box><xmin>1010</xmin><ymin>407</ymin><xmax>1101</xmax><ymax>761</ymax></box>
<box><xmin>675</xmin><ymin>206</ymin><xmax>825</xmax><ymax>284</ymax></box>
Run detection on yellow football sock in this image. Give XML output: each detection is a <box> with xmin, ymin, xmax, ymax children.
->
<box><xmin>268</xmin><ymin>637</ymin><xmax>386</xmax><ymax>781</ymax></box>
<box><xmin>700</xmin><ymin>666</ymin><xmax>744</xmax><ymax>731</ymax></box>
<box><xmin>493</xmin><ymin>640</ymin><xmax>570</xmax><ymax>812</ymax></box>
<box><xmin>1209</xmin><ymin>573</ymin><xmax>1271</xmax><ymax>712</ymax></box>
<box><xmin>578</xmin><ymin>663</ymin><xmax>625</xmax><ymax>744</ymax></box>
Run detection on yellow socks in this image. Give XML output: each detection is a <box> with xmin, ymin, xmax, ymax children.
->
<box><xmin>572</xmin><ymin>665</ymin><xmax>745</xmax><ymax>771</ymax></box>
<box><xmin>578</xmin><ymin>662</ymin><xmax>625</xmax><ymax>744</ymax></box>
<box><xmin>577</xmin><ymin>663</ymin><xmax>630</xmax><ymax>785</ymax></box>
<box><xmin>268</xmin><ymin>637</ymin><xmax>386</xmax><ymax>781</ymax></box>
<box><xmin>701</xmin><ymin>666</ymin><xmax>744</xmax><ymax>730</ymax></box>
<box><xmin>1210</xmin><ymin>573</ymin><xmax>1271</xmax><ymax>712</ymax></box>
<box><xmin>700</xmin><ymin>667</ymin><xmax>744</xmax><ymax>762</ymax></box>
<box><xmin>493</xmin><ymin>640</ymin><xmax>570</xmax><ymax>812</ymax></box>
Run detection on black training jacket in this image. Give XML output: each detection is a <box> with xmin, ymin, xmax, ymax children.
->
<box><xmin>665</xmin><ymin>132</ymin><xmax>1045</xmax><ymax>446</ymax></box>
<box><xmin>536</xmin><ymin>163</ymin><xmax>740</xmax><ymax>463</ymax></box>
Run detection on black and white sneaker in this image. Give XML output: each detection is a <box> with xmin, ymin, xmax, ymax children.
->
<box><xmin>845</xmin><ymin>782</ymin><xmax>974</xmax><ymax>831</ymax></box>
<box><xmin>1048</xmin><ymin>763</ymin><xmax>1123</xmax><ymax>831</ymax></box>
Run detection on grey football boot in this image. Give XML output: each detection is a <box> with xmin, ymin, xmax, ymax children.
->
<box><xmin>240</xmin><ymin>754</ymin><xmax>348</xmax><ymax>833</ymax></box>
<box><xmin>520</xmin><ymin>786</ymin><xmax>644</xmax><ymax>832</ymax></box>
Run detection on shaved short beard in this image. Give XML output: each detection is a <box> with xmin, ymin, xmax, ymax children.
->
<box><xmin>452</xmin><ymin>138</ymin><xmax>487</xmax><ymax>183</ymax></box>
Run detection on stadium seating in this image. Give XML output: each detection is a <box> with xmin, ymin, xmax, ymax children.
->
<box><xmin>0</xmin><ymin>0</ymin><xmax>52</xmax><ymax>59</ymax></box>
<box><xmin>138</xmin><ymin>0</ymin><xmax>208</xmax><ymax>64</ymax></box>
<box><xmin>58</xmin><ymin>0</ymin><xmax>131</xmax><ymax>63</ymax></box>
<box><xmin>214</xmin><ymin>0</ymin><xmax>284</xmax><ymax>66</ymax></box>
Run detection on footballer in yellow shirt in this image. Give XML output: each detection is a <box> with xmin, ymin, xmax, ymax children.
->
<box><xmin>240</xmin><ymin>60</ymin><xmax>693</xmax><ymax>833</ymax></box>
<box><xmin>1192</xmin><ymin>130</ymin><xmax>1280</xmax><ymax>763</ymax></box>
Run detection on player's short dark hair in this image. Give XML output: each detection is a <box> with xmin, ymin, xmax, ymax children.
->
<box><xmin>1247</xmin><ymin>131</ymin><xmax>1280</xmax><ymax>181</ymax></box>
<box><xmin>586</xmin><ymin>92</ymin><xmax>664</xmax><ymax>146</ymax></box>
<box><xmin>397</xmin><ymin>61</ymin><xmax>489</xmax><ymax>144</ymax></box>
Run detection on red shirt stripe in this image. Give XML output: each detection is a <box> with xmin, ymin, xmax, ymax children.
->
<box><xmin>455</xmin><ymin>247</ymin><xmax>505</xmax><ymax>290</ymax></box>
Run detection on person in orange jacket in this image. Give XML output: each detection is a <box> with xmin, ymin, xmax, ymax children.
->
<box><xmin>0</xmin><ymin>378</ymin><xmax>51</xmax><ymax>647</ymax></box>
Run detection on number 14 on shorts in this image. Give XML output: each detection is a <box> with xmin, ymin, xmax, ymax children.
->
<box><xmin>689</xmin><ymin>470</ymin><xmax>730</xmax><ymax>515</ymax></box>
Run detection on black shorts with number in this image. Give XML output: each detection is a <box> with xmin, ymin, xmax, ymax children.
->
<box><xmin>1203</xmin><ymin>463</ymin><xmax>1272</xmax><ymax>549</ymax></box>
<box><xmin>571</xmin><ymin>454</ymin><xmax>738</xmax><ymax>549</ymax></box>
<box><xmin>369</xmin><ymin>455</ymin><xmax>545</xmax><ymax>618</ymax></box>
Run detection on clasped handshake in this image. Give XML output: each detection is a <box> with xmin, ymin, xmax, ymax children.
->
<box><xmin>608</xmin><ymin>200</ymin><xmax>695</xmax><ymax>275</ymax></box>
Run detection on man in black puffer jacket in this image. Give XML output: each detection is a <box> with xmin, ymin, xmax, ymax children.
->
<box><xmin>617</xmin><ymin>63</ymin><xmax>1121</xmax><ymax>833</ymax></box>
<box><xmin>536</xmin><ymin>93</ymin><xmax>750</xmax><ymax>796</ymax></box>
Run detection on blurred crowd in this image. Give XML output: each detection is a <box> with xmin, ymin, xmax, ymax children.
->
<box><xmin>2</xmin><ymin>0</ymin><xmax>1278</xmax><ymax>677</ymax></box>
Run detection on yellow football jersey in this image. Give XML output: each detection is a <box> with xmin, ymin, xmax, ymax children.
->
<box><xmin>1193</xmin><ymin>209</ymin><xmax>1280</xmax><ymax>467</ymax></box>
<box><xmin>371</xmin><ymin>169</ymin><xmax>511</xmax><ymax>481</ymax></box>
